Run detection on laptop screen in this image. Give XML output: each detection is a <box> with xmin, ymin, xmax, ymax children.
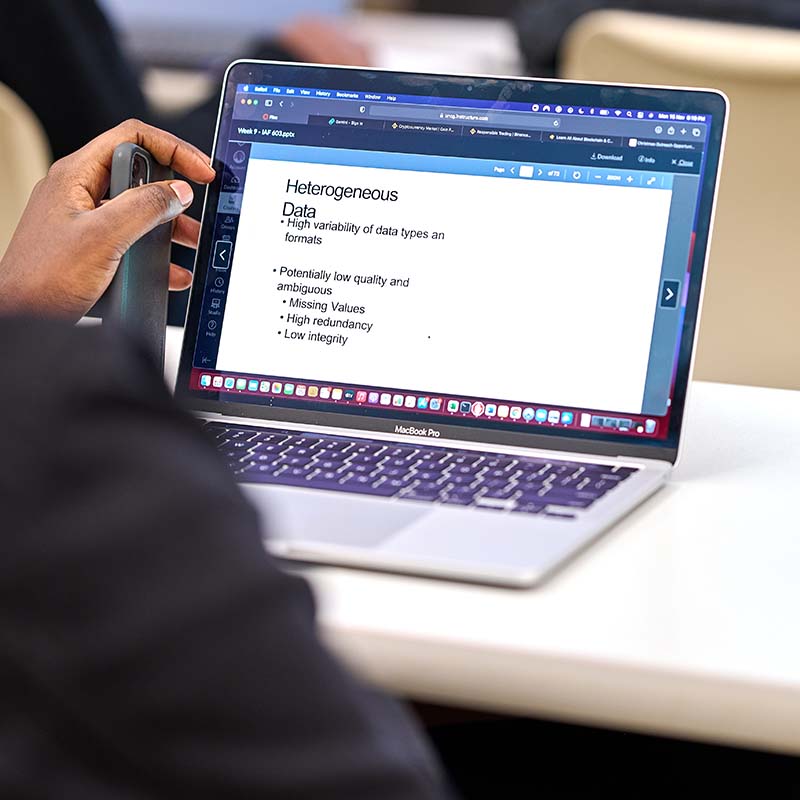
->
<box><xmin>177</xmin><ymin>63</ymin><xmax>726</xmax><ymax>460</ymax></box>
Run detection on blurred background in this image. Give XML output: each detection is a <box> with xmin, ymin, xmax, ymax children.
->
<box><xmin>0</xmin><ymin>0</ymin><xmax>797</xmax><ymax>390</ymax></box>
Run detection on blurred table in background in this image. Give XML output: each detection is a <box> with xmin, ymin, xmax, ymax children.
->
<box><xmin>351</xmin><ymin>11</ymin><xmax>521</xmax><ymax>74</ymax></box>
<box><xmin>143</xmin><ymin>12</ymin><xmax>523</xmax><ymax>115</ymax></box>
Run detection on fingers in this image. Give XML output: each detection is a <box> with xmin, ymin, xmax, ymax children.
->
<box><xmin>172</xmin><ymin>214</ymin><xmax>201</xmax><ymax>249</ymax></box>
<box><xmin>71</xmin><ymin>119</ymin><xmax>215</xmax><ymax>200</ymax></box>
<box><xmin>103</xmin><ymin>197</ymin><xmax>201</xmax><ymax>249</ymax></box>
<box><xmin>169</xmin><ymin>264</ymin><xmax>193</xmax><ymax>291</ymax></box>
<box><xmin>90</xmin><ymin>179</ymin><xmax>195</xmax><ymax>256</ymax></box>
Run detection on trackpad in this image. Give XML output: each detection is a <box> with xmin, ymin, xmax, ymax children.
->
<box><xmin>241</xmin><ymin>484</ymin><xmax>426</xmax><ymax>548</ymax></box>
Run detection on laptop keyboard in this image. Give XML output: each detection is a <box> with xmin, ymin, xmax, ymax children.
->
<box><xmin>206</xmin><ymin>422</ymin><xmax>639</xmax><ymax>518</ymax></box>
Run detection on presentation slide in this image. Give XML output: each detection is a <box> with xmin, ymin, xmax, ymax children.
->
<box><xmin>216</xmin><ymin>152</ymin><xmax>672</xmax><ymax>413</ymax></box>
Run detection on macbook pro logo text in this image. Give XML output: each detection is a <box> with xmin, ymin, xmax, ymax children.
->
<box><xmin>394</xmin><ymin>424</ymin><xmax>441</xmax><ymax>439</ymax></box>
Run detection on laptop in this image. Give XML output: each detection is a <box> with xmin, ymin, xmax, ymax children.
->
<box><xmin>175</xmin><ymin>61</ymin><xmax>727</xmax><ymax>587</ymax></box>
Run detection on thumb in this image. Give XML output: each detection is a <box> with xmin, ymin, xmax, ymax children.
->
<box><xmin>91</xmin><ymin>180</ymin><xmax>194</xmax><ymax>254</ymax></box>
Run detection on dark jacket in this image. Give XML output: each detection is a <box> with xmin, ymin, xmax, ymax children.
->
<box><xmin>0</xmin><ymin>318</ymin><xmax>451</xmax><ymax>799</ymax></box>
<box><xmin>0</xmin><ymin>0</ymin><xmax>292</xmax><ymax>160</ymax></box>
<box><xmin>513</xmin><ymin>0</ymin><xmax>800</xmax><ymax>76</ymax></box>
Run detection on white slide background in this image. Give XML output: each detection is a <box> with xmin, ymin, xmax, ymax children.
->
<box><xmin>216</xmin><ymin>158</ymin><xmax>672</xmax><ymax>413</ymax></box>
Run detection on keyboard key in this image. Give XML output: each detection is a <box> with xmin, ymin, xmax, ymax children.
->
<box><xmin>415</xmin><ymin>470</ymin><xmax>446</xmax><ymax>481</ymax></box>
<box><xmin>347</xmin><ymin>464</ymin><xmax>375</xmax><ymax>475</ymax></box>
<box><xmin>446</xmin><ymin>484</ymin><xmax>479</xmax><ymax>495</ymax></box>
<box><xmin>250</xmin><ymin>453</ymin><xmax>282</xmax><ymax>464</ymax></box>
<box><xmin>485</xmin><ymin>468</ymin><xmax>514</xmax><ymax>479</ymax></box>
<box><xmin>546</xmin><ymin>497</ymin><xmax>595</xmax><ymax>509</ymax></box>
<box><xmin>349</xmin><ymin>454</ymin><xmax>383</xmax><ymax>465</ymax></box>
<box><xmin>583</xmin><ymin>479</ymin><xmax>618</xmax><ymax>493</ymax></box>
<box><xmin>253</xmin><ymin>443</ymin><xmax>285</xmax><ymax>454</ymax></box>
<box><xmin>515</xmin><ymin>481</ymin><xmax>547</xmax><ymax>493</ymax></box>
<box><xmin>352</xmin><ymin>444</ymin><xmax>386</xmax><ymax>454</ymax></box>
<box><xmin>316</xmin><ymin>459</ymin><xmax>346</xmax><ymax>470</ymax></box>
<box><xmin>383</xmin><ymin>478</ymin><xmax>415</xmax><ymax>490</ymax></box>
<box><xmin>414</xmin><ymin>480</ymin><xmax>443</xmax><ymax>492</ymax></box>
<box><xmin>483</xmin><ymin>478</ymin><xmax>513</xmax><ymax>489</ymax></box>
<box><xmin>440</xmin><ymin>494</ymin><xmax>472</xmax><ymax>506</ymax></box>
<box><xmin>383</xmin><ymin>467</ymin><xmax>411</xmax><ymax>478</ymax></box>
<box><xmin>220</xmin><ymin>450</ymin><xmax>252</xmax><ymax>462</ymax></box>
<box><xmin>451</xmin><ymin>454</ymin><xmax>483</xmax><ymax>466</ymax></box>
<box><xmin>255</xmin><ymin>465</ymin><xmax>284</xmax><ymax>476</ymax></box>
<box><xmin>483</xmin><ymin>457</ymin><xmax>519</xmax><ymax>469</ymax></box>
<box><xmin>417</xmin><ymin>450</ymin><xmax>448</xmax><ymax>462</ymax></box>
<box><xmin>473</xmin><ymin>502</ymin><xmax>508</xmax><ymax>512</ymax></box>
<box><xmin>286</xmin><ymin>456</ymin><xmax>313</xmax><ymax>466</ymax></box>
<box><xmin>404</xmin><ymin>489</ymin><xmax>441</xmax><ymax>501</ymax></box>
<box><xmin>316</xmin><ymin>471</ymin><xmax>340</xmax><ymax>481</ymax></box>
<box><xmin>342</xmin><ymin>475</ymin><xmax>375</xmax><ymax>486</ymax></box>
<box><xmin>252</xmin><ymin>432</ymin><xmax>290</xmax><ymax>443</ymax></box>
<box><xmin>285</xmin><ymin>446</ymin><xmax>315</xmax><ymax>457</ymax></box>
<box><xmin>227</xmin><ymin>430</ymin><xmax>259</xmax><ymax>442</ymax></box>
<box><xmin>293</xmin><ymin>437</ymin><xmax>322</xmax><ymax>446</ymax></box>
<box><xmin>535</xmin><ymin>487</ymin><xmax>593</xmax><ymax>504</ymax></box>
<box><xmin>481</xmin><ymin>487</ymin><xmax>519</xmax><ymax>500</ymax></box>
<box><xmin>512</xmin><ymin>502</ymin><xmax>545</xmax><ymax>514</ymax></box>
<box><xmin>317</xmin><ymin>441</ymin><xmax>353</xmax><ymax>452</ymax></box>
<box><xmin>387</xmin><ymin>457</ymin><xmax>418</xmax><ymax>468</ymax></box>
<box><xmin>549</xmin><ymin>464</ymin><xmax>577</xmax><ymax>475</ymax></box>
<box><xmin>451</xmin><ymin>465</ymin><xmax>480</xmax><ymax>476</ymax></box>
<box><xmin>386</xmin><ymin>446</ymin><xmax>417</xmax><ymax>457</ymax></box>
<box><xmin>447</xmin><ymin>474</ymin><xmax>481</xmax><ymax>486</ymax></box>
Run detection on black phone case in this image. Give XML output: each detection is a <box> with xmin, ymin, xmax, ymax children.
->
<box><xmin>106</xmin><ymin>143</ymin><xmax>173</xmax><ymax>374</ymax></box>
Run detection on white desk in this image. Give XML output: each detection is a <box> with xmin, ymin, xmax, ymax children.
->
<box><xmin>165</xmin><ymin>326</ymin><xmax>800</xmax><ymax>755</ymax></box>
<box><xmin>348</xmin><ymin>11</ymin><xmax>522</xmax><ymax>75</ymax></box>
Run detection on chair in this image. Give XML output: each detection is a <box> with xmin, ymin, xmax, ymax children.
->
<box><xmin>561</xmin><ymin>11</ymin><xmax>800</xmax><ymax>390</ymax></box>
<box><xmin>0</xmin><ymin>83</ymin><xmax>50</xmax><ymax>258</ymax></box>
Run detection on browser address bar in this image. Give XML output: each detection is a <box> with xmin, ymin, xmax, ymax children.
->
<box><xmin>368</xmin><ymin>105</ymin><xmax>491</xmax><ymax>124</ymax></box>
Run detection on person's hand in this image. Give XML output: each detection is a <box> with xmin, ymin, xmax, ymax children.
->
<box><xmin>278</xmin><ymin>17</ymin><xmax>372</xmax><ymax>67</ymax></box>
<box><xmin>0</xmin><ymin>119</ymin><xmax>216</xmax><ymax>321</ymax></box>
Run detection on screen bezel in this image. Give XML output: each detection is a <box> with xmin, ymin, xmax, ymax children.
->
<box><xmin>176</xmin><ymin>60</ymin><xmax>728</xmax><ymax>465</ymax></box>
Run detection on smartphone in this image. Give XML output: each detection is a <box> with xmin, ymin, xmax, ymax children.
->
<box><xmin>105</xmin><ymin>143</ymin><xmax>173</xmax><ymax>373</ymax></box>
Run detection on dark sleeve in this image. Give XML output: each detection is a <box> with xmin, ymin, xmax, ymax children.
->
<box><xmin>0</xmin><ymin>0</ymin><xmax>149</xmax><ymax>160</ymax></box>
<box><xmin>512</xmin><ymin>0</ymin><xmax>800</xmax><ymax>76</ymax></box>
<box><xmin>0</xmin><ymin>319</ymin><xmax>451</xmax><ymax>799</ymax></box>
<box><xmin>0</xmin><ymin>0</ymin><xmax>299</xmax><ymax>160</ymax></box>
<box><xmin>168</xmin><ymin>40</ymin><xmax>297</xmax><ymax>155</ymax></box>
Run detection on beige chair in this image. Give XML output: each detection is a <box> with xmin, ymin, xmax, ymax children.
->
<box><xmin>561</xmin><ymin>11</ymin><xmax>800</xmax><ymax>390</ymax></box>
<box><xmin>0</xmin><ymin>83</ymin><xmax>50</xmax><ymax>259</ymax></box>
